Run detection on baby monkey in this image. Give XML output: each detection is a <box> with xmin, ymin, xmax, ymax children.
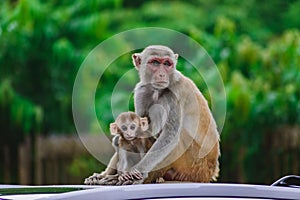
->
<box><xmin>109</xmin><ymin>112</ymin><xmax>163</xmax><ymax>185</ymax></box>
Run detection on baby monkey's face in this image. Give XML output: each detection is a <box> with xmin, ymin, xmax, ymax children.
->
<box><xmin>118</xmin><ymin>118</ymin><xmax>139</xmax><ymax>141</ymax></box>
<box><xmin>110</xmin><ymin>112</ymin><xmax>149</xmax><ymax>141</ymax></box>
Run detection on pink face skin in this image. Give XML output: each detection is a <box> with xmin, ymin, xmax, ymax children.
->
<box><xmin>147</xmin><ymin>57</ymin><xmax>174</xmax><ymax>89</ymax></box>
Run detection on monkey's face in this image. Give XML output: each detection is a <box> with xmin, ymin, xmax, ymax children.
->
<box><xmin>118</xmin><ymin>120</ymin><xmax>139</xmax><ymax>141</ymax></box>
<box><xmin>132</xmin><ymin>46</ymin><xmax>178</xmax><ymax>90</ymax></box>
<box><xmin>111</xmin><ymin>112</ymin><xmax>149</xmax><ymax>141</ymax></box>
<box><xmin>146</xmin><ymin>56</ymin><xmax>174</xmax><ymax>89</ymax></box>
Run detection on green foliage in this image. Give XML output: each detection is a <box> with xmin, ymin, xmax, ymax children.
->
<box><xmin>221</xmin><ymin>29</ymin><xmax>300</xmax><ymax>183</ymax></box>
<box><xmin>0</xmin><ymin>79</ymin><xmax>42</xmax><ymax>144</ymax></box>
<box><xmin>68</xmin><ymin>155</ymin><xmax>105</xmax><ymax>178</ymax></box>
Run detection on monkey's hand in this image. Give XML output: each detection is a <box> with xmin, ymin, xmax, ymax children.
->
<box><xmin>117</xmin><ymin>169</ymin><xmax>145</xmax><ymax>185</ymax></box>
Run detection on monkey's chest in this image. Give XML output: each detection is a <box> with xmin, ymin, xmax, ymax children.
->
<box><xmin>119</xmin><ymin>140</ymin><xmax>150</xmax><ymax>153</ymax></box>
<box><xmin>136</xmin><ymin>86</ymin><xmax>171</xmax><ymax>116</ymax></box>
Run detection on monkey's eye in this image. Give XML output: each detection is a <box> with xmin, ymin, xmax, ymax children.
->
<box><xmin>130</xmin><ymin>124</ymin><xmax>136</xmax><ymax>130</ymax></box>
<box><xmin>121</xmin><ymin>125</ymin><xmax>127</xmax><ymax>131</ymax></box>
<box><xmin>150</xmin><ymin>60</ymin><xmax>160</xmax><ymax>66</ymax></box>
<box><xmin>163</xmin><ymin>60</ymin><xmax>171</xmax><ymax>66</ymax></box>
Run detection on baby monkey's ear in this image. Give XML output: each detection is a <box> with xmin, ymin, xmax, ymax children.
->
<box><xmin>110</xmin><ymin>123</ymin><xmax>119</xmax><ymax>135</ymax></box>
<box><xmin>140</xmin><ymin>117</ymin><xmax>149</xmax><ymax>131</ymax></box>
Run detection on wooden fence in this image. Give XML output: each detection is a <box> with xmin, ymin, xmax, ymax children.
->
<box><xmin>1</xmin><ymin>134</ymin><xmax>114</xmax><ymax>185</ymax></box>
<box><xmin>221</xmin><ymin>125</ymin><xmax>300</xmax><ymax>183</ymax></box>
<box><xmin>1</xmin><ymin>126</ymin><xmax>299</xmax><ymax>185</ymax></box>
<box><xmin>270</xmin><ymin>126</ymin><xmax>300</xmax><ymax>179</ymax></box>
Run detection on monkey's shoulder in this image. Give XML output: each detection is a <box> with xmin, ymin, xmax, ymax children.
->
<box><xmin>171</xmin><ymin>73</ymin><xmax>206</xmax><ymax>100</ymax></box>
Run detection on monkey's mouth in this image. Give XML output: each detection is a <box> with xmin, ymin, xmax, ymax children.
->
<box><xmin>124</xmin><ymin>135</ymin><xmax>135</xmax><ymax>141</ymax></box>
<box><xmin>156</xmin><ymin>81</ymin><xmax>168</xmax><ymax>84</ymax></box>
<box><xmin>153</xmin><ymin>81</ymin><xmax>169</xmax><ymax>89</ymax></box>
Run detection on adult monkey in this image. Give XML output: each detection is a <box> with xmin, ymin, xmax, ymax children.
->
<box><xmin>85</xmin><ymin>45</ymin><xmax>220</xmax><ymax>185</ymax></box>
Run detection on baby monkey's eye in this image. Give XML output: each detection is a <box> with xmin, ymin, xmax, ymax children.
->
<box><xmin>130</xmin><ymin>124</ymin><xmax>136</xmax><ymax>130</ymax></box>
<box><xmin>121</xmin><ymin>125</ymin><xmax>127</xmax><ymax>131</ymax></box>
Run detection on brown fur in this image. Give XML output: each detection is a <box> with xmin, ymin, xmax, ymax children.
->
<box><xmin>132</xmin><ymin>46</ymin><xmax>220</xmax><ymax>183</ymax></box>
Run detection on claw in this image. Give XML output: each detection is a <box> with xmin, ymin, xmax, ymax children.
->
<box><xmin>119</xmin><ymin>174</ymin><xmax>126</xmax><ymax>182</ymax></box>
<box><xmin>131</xmin><ymin>169</ymin><xmax>143</xmax><ymax>179</ymax></box>
<box><xmin>114</xmin><ymin>170</ymin><xmax>144</xmax><ymax>185</ymax></box>
<box><xmin>124</xmin><ymin>173</ymin><xmax>133</xmax><ymax>180</ymax></box>
<box><xmin>119</xmin><ymin>172</ymin><xmax>133</xmax><ymax>181</ymax></box>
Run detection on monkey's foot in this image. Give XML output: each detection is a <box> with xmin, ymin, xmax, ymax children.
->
<box><xmin>84</xmin><ymin>173</ymin><xmax>104</xmax><ymax>185</ymax></box>
<box><xmin>116</xmin><ymin>179</ymin><xmax>133</xmax><ymax>185</ymax></box>
<box><xmin>117</xmin><ymin>179</ymin><xmax>144</xmax><ymax>185</ymax></box>
<box><xmin>155</xmin><ymin>177</ymin><xmax>165</xmax><ymax>183</ymax></box>
<box><xmin>98</xmin><ymin>175</ymin><xmax>118</xmax><ymax>185</ymax></box>
<box><xmin>97</xmin><ymin>175</ymin><xmax>119</xmax><ymax>185</ymax></box>
<box><xmin>84</xmin><ymin>174</ymin><xmax>119</xmax><ymax>185</ymax></box>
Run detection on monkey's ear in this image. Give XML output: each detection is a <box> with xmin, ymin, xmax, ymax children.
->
<box><xmin>174</xmin><ymin>53</ymin><xmax>179</xmax><ymax>60</ymax></box>
<box><xmin>140</xmin><ymin>117</ymin><xmax>149</xmax><ymax>131</ymax></box>
<box><xmin>132</xmin><ymin>53</ymin><xmax>142</xmax><ymax>70</ymax></box>
<box><xmin>110</xmin><ymin>123</ymin><xmax>119</xmax><ymax>135</ymax></box>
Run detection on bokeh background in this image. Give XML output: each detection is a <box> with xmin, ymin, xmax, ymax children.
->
<box><xmin>0</xmin><ymin>0</ymin><xmax>299</xmax><ymax>185</ymax></box>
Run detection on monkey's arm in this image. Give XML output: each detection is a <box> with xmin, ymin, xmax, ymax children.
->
<box><xmin>122</xmin><ymin>102</ymin><xmax>181</xmax><ymax>183</ymax></box>
<box><xmin>118</xmin><ymin>149</ymin><xmax>133</xmax><ymax>172</ymax></box>
<box><xmin>137</xmin><ymin>122</ymin><xmax>180</xmax><ymax>172</ymax></box>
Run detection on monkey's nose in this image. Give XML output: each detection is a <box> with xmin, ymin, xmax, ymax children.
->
<box><xmin>159</xmin><ymin>73</ymin><xmax>166</xmax><ymax>78</ymax></box>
